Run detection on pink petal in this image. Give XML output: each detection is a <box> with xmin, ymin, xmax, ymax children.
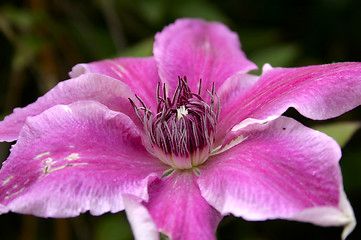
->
<box><xmin>145</xmin><ymin>171</ymin><xmax>222</xmax><ymax>240</ymax></box>
<box><xmin>215</xmin><ymin>73</ymin><xmax>259</xmax><ymax>143</ymax></box>
<box><xmin>70</xmin><ymin>57</ymin><xmax>160</xmax><ymax>109</ymax></box>
<box><xmin>198</xmin><ymin>117</ymin><xmax>354</xmax><ymax>236</ymax></box>
<box><xmin>217</xmin><ymin>73</ymin><xmax>259</xmax><ymax>108</ymax></box>
<box><xmin>153</xmin><ymin>18</ymin><xmax>257</xmax><ymax>96</ymax></box>
<box><xmin>290</xmin><ymin>189</ymin><xmax>355</xmax><ymax>240</ymax></box>
<box><xmin>0</xmin><ymin>73</ymin><xmax>141</xmax><ymax>142</ymax></box>
<box><xmin>0</xmin><ymin>203</ymin><xmax>8</xmax><ymax>214</ymax></box>
<box><xmin>123</xmin><ymin>194</ymin><xmax>159</xmax><ymax>240</ymax></box>
<box><xmin>0</xmin><ymin>101</ymin><xmax>168</xmax><ymax>217</ymax></box>
<box><xmin>217</xmin><ymin>62</ymin><xmax>361</xmax><ymax>140</ymax></box>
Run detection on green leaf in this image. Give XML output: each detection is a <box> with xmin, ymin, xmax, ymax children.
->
<box><xmin>12</xmin><ymin>34</ymin><xmax>44</xmax><ymax>70</ymax></box>
<box><xmin>340</xmin><ymin>146</ymin><xmax>361</xmax><ymax>192</ymax></box>
<box><xmin>237</xmin><ymin>28</ymin><xmax>281</xmax><ymax>51</ymax></box>
<box><xmin>119</xmin><ymin>37</ymin><xmax>154</xmax><ymax>57</ymax></box>
<box><xmin>161</xmin><ymin>168</ymin><xmax>175</xmax><ymax>178</ymax></box>
<box><xmin>95</xmin><ymin>213</ymin><xmax>132</xmax><ymax>240</ymax></box>
<box><xmin>249</xmin><ymin>43</ymin><xmax>300</xmax><ymax>70</ymax></box>
<box><xmin>1</xmin><ymin>5</ymin><xmax>39</xmax><ymax>29</ymax></box>
<box><xmin>313</xmin><ymin>122</ymin><xmax>361</xmax><ymax>148</ymax></box>
<box><xmin>160</xmin><ymin>232</ymin><xmax>170</xmax><ymax>240</ymax></box>
<box><xmin>137</xmin><ymin>0</ymin><xmax>167</xmax><ymax>25</ymax></box>
<box><xmin>172</xmin><ymin>0</ymin><xmax>230</xmax><ymax>23</ymax></box>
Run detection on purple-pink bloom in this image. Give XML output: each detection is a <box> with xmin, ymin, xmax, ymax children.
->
<box><xmin>0</xmin><ymin>18</ymin><xmax>360</xmax><ymax>239</ymax></box>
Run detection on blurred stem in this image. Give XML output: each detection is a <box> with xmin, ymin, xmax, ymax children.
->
<box><xmin>20</xmin><ymin>215</ymin><xmax>37</xmax><ymax>240</ymax></box>
<box><xmin>29</xmin><ymin>0</ymin><xmax>58</xmax><ymax>93</ymax></box>
<box><xmin>55</xmin><ymin>219</ymin><xmax>71</xmax><ymax>240</ymax></box>
<box><xmin>70</xmin><ymin>215</ymin><xmax>92</xmax><ymax>240</ymax></box>
<box><xmin>98</xmin><ymin>0</ymin><xmax>127</xmax><ymax>52</ymax></box>
<box><xmin>5</xmin><ymin>70</ymin><xmax>26</xmax><ymax>112</ymax></box>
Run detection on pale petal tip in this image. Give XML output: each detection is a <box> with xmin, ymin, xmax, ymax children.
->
<box><xmin>290</xmin><ymin>187</ymin><xmax>356</xmax><ymax>240</ymax></box>
<box><xmin>0</xmin><ymin>204</ymin><xmax>9</xmax><ymax>215</ymax></box>
<box><xmin>123</xmin><ymin>194</ymin><xmax>160</xmax><ymax>240</ymax></box>
<box><xmin>69</xmin><ymin>64</ymin><xmax>86</xmax><ymax>78</ymax></box>
<box><xmin>262</xmin><ymin>63</ymin><xmax>273</xmax><ymax>72</ymax></box>
<box><xmin>342</xmin><ymin>219</ymin><xmax>356</xmax><ymax>240</ymax></box>
<box><xmin>339</xmin><ymin>189</ymin><xmax>356</xmax><ymax>240</ymax></box>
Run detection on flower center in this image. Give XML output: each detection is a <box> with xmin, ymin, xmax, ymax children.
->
<box><xmin>130</xmin><ymin>77</ymin><xmax>219</xmax><ymax>170</ymax></box>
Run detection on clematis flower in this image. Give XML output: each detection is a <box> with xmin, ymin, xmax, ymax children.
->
<box><xmin>0</xmin><ymin>18</ymin><xmax>360</xmax><ymax>240</ymax></box>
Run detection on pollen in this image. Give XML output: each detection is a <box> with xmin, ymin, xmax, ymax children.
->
<box><xmin>33</xmin><ymin>151</ymin><xmax>51</xmax><ymax>160</ymax></box>
<box><xmin>5</xmin><ymin>187</ymin><xmax>25</xmax><ymax>200</ymax></box>
<box><xmin>177</xmin><ymin>106</ymin><xmax>188</xmax><ymax>120</ymax></box>
<box><xmin>2</xmin><ymin>176</ymin><xmax>14</xmax><ymax>186</ymax></box>
<box><xmin>109</xmin><ymin>60</ymin><xmax>127</xmax><ymax>79</ymax></box>
<box><xmin>43</xmin><ymin>157</ymin><xmax>53</xmax><ymax>165</ymax></box>
<box><xmin>65</xmin><ymin>153</ymin><xmax>80</xmax><ymax>161</ymax></box>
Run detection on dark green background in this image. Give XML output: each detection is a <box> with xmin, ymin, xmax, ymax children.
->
<box><xmin>0</xmin><ymin>0</ymin><xmax>360</xmax><ymax>239</ymax></box>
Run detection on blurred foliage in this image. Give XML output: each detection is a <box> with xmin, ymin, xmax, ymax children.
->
<box><xmin>94</xmin><ymin>213</ymin><xmax>132</xmax><ymax>240</ymax></box>
<box><xmin>313</xmin><ymin>122</ymin><xmax>361</xmax><ymax>148</ymax></box>
<box><xmin>0</xmin><ymin>0</ymin><xmax>361</xmax><ymax>239</ymax></box>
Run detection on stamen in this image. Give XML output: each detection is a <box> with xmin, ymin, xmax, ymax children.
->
<box><xmin>198</xmin><ymin>79</ymin><xmax>202</xmax><ymax>95</ymax></box>
<box><xmin>129</xmin><ymin>76</ymin><xmax>220</xmax><ymax>169</ymax></box>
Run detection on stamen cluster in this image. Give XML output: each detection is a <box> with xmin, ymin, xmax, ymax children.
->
<box><xmin>130</xmin><ymin>77</ymin><xmax>219</xmax><ymax>169</ymax></box>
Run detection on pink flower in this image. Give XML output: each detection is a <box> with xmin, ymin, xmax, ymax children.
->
<box><xmin>0</xmin><ymin>18</ymin><xmax>360</xmax><ymax>240</ymax></box>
